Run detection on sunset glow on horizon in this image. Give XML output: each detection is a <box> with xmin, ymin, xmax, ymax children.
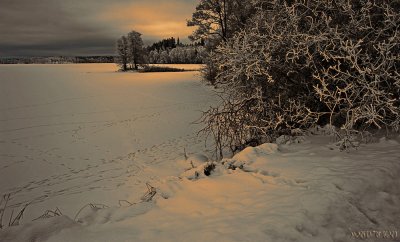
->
<box><xmin>99</xmin><ymin>1</ymin><xmax>196</xmax><ymax>40</ymax></box>
<box><xmin>0</xmin><ymin>0</ymin><xmax>198</xmax><ymax>56</ymax></box>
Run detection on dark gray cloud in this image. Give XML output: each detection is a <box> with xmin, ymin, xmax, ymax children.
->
<box><xmin>0</xmin><ymin>0</ymin><xmax>197</xmax><ymax>56</ymax></box>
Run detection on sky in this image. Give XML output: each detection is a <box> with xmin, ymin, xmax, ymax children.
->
<box><xmin>0</xmin><ymin>0</ymin><xmax>197</xmax><ymax>56</ymax></box>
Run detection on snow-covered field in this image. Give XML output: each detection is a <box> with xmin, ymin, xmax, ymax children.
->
<box><xmin>1</xmin><ymin>64</ymin><xmax>400</xmax><ymax>242</ymax></box>
<box><xmin>0</xmin><ymin>63</ymin><xmax>216</xmax><ymax>221</ymax></box>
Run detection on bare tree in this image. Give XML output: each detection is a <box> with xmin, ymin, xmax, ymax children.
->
<box><xmin>187</xmin><ymin>0</ymin><xmax>255</xmax><ymax>84</ymax></box>
<box><xmin>127</xmin><ymin>30</ymin><xmax>146</xmax><ymax>70</ymax></box>
<box><xmin>188</xmin><ymin>0</ymin><xmax>229</xmax><ymax>42</ymax></box>
<box><xmin>187</xmin><ymin>0</ymin><xmax>254</xmax><ymax>42</ymax></box>
<box><xmin>115</xmin><ymin>35</ymin><xmax>129</xmax><ymax>71</ymax></box>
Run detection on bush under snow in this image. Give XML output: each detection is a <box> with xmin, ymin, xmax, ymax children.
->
<box><xmin>200</xmin><ymin>0</ymin><xmax>400</xmax><ymax>157</ymax></box>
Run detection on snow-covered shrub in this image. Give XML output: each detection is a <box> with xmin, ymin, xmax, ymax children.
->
<box><xmin>200</xmin><ymin>0</ymin><xmax>399</xmax><ymax>156</ymax></box>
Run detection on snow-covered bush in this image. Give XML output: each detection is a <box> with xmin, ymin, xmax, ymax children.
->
<box><xmin>201</xmin><ymin>0</ymin><xmax>399</xmax><ymax>157</ymax></box>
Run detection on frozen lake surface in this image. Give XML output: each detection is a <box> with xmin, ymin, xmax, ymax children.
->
<box><xmin>1</xmin><ymin>64</ymin><xmax>400</xmax><ymax>242</ymax></box>
<box><xmin>0</xmin><ymin>63</ymin><xmax>216</xmax><ymax>220</ymax></box>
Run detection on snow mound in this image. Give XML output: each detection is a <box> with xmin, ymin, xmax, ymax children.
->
<box><xmin>176</xmin><ymin>153</ymin><xmax>210</xmax><ymax>172</ymax></box>
<box><xmin>0</xmin><ymin>216</ymin><xmax>77</xmax><ymax>242</ymax></box>
<box><xmin>1</xmin><ymin>135</ymin><xmax>400</xmax><ymax>242</ymax></box>
<box><xmin>276</xmin><ymin>135</ymin><xmax>306</xmax><ymax>145</ymax></box>
<box><xmin>187</xmin><ymin>153</ymin><xmax>209</xmax><ymax>168</ymax></box>
<box><xmin>233</xmin><ymin>143</ymin><xmax>279</xmax><ymax>162</ymax></box>
<box><xmin>308</xmin><ymin>124</ymin><xmax>337</xmax><ymax>135</ymax></box>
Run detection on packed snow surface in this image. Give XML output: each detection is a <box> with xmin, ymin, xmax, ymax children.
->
<box><xmin>1</xmin><ymin>64</ymin><xmax>400</xmax><ymax>242</ymax></box>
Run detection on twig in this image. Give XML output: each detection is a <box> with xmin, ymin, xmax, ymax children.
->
<box><xmin>9</xmin><ymin>202</ymin><xmax>30</xmax><ymax>226</ymax></box>
<box><xmin>118</xmin><ymin>200</ymin><xmax>134</xmax><ymax>207</ymax></box>
<box><xmin>0</xmin><ymin>194</ymin><xmax>11</xmax><ymax>229</ymax></box>
<box><xmin>8</xmin><ymin>209</ymin><xmax>13</xmax><ymax>227</ymax></box>
<box><xmin>32</xmin><ymin>207</ymin><xmax>63</xmax><ymax>221</ymax></box>
<box><xmin>141</xmin><ymin>183</ymin><xmax>157</xmax><ymax>202</ymax></box>
<box><xmin>184</xmin><ymin>148</ymin><xmax>188</xmax><ymax>160</ymax></box>
<box><xmin>73</xmin><ymin>203</ymin><xmax>109</xmax><ymax>222</ymax></box>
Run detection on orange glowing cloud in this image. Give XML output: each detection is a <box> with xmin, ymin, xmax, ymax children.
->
<box><xmin>98</xmin><ymin>0</ymin><xmax>196</xmax><ymax>40</ymax></box>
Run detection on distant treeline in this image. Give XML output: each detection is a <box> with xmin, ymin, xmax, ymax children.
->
<box><xmin>1</xmin><ymin>37</ymin><xmax>205</xmax><ymax>65</ymax></box>
<box><xmin>116</xmin><ymin>33</ymin><xmax>206</xmax><ymax>71</ymax></box>
<box><xmin>0</xmin><ymin>56</ymin><xmax>115</xmax><ymax>64</ymax></box>
<box><xmin>147</xmin><ymin>37</ymin><xmax>204</xmax><ymax>51</ymax></box>
<box><xmin>148</xmin><ymin>46</ymin><xmax>205</xmax><ymax>64</ymax></box>
<box><xmin>147</xmin><ymin>37</ymin><xmax>205</xmax><ymax>64</ymax></box>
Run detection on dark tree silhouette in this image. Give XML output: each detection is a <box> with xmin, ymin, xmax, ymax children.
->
<box><xmin>187</xmin><ymin>0</ymin><xmax>254</xmax><ymax>42</ymax></box>
<box><xmin>127</xmin><ymin>30</ymin><xmax>146</xmax><ymax>70</ymax></box>
<box><xmin>116</xmin><ymin>35</ymin><xmax>129</xmax><ymax>71</ymax></box>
